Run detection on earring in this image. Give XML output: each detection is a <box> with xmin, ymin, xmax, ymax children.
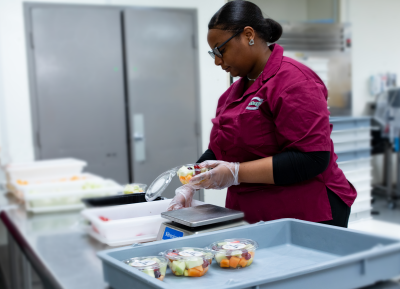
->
<box><xmin>249</xmin><ymin>39</ymin><xmax>254</xmax><ymax>46</ymax></box>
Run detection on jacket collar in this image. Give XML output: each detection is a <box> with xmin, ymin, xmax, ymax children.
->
<box><xmin>261</xmin><ymin>43</ymin><xmax>283</xmax><ymax>83</ymax></box>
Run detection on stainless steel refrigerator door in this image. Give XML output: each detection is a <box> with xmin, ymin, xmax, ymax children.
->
<box><xmin>123</xmin><ymin>8</ymin><xmax>201</xmax><ymax>199</ymax></box>
<box><xmin>26</xmin><ymin>5</ymin><xmax>130</xmax><ymax>184</ymax></box>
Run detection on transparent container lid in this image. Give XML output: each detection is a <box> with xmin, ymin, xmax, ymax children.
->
<box><xmin>145</xmin><ymin>164</ymin><xmax>208</xmax><ymax>201</ymax></box>
<box><xmin>208</xmin><ymin>238</ymin><xmax>259</xmax><ymax>253</ymax></box>
<box><xmin>145</xmin><ymin>168</ymin><xmax>178</xmax><ymax>201</ymax></box>
<box><xmin>123</xmin><ymin>256</ymin><xmax>168</xmax><ymax>270</ymax></box>
<box><xmin>162</xmin><ymin>247</ymin><xmax>214</xmax><ymax>261</ymax></box>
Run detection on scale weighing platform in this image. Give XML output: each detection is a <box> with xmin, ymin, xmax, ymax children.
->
<box><xmin>157</xmin><ymin>204</ymin><xmax>248</xmax><ymax>240</ymax></box>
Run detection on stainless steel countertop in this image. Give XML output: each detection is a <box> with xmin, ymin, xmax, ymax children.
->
<box><xmin>0</xmin><ymin>193</ymin><xmax>112</xmax><ymax>289</ymax></box>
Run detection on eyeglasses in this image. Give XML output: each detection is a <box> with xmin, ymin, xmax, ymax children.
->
<box><xmin>208</xmin><ymin>29</ymin><xmax>244</xmax><ymax>59</ymax></box>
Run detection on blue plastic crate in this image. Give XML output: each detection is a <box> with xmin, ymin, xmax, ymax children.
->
<box><xmin>97</xmin><ymin>219</ymin><xmax>400</xmax><ymax>289</ymax></box>
<box><xmin>330</xmin><ymin>117</ymin><xmax>371</xmax><ymax>131</ymax></box>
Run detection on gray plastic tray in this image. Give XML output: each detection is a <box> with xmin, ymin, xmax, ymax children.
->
<box><xmin>97</xmin><ymin>219</ymin><xmax>400</xmax><ymax>289</ymax></box>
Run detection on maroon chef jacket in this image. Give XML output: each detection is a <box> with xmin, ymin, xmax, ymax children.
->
<box><xmin>209</xmin><ymin>44</ymin><xmax>357</xmax><ymax>224</ymax></box>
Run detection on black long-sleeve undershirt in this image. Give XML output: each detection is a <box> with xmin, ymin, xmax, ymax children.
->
<box><xmin>273</xmin><ymin>151</ymin><xmax>330</xmax><ymax>185</ymax></box>
<box><xmin>196</xmin><ymin>149</ymin><xmax>330</xmax><ymax>186</ymax></box>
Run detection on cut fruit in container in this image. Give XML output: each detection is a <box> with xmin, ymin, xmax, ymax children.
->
<box><xmin>208</xmin><ymin>238</ymin><xmax>258</xmax><ymax>269</ymax></box>
<box><xmin>123</xmin><ymin>183</ymin><xmax>147</xmax><ymax>194</ymax></box>
<box><xmin>176</xmin><ymin>164</ymin><xmax>209</xmax><ymax>185</ymax></box>
<box><xmin>162</xmin><ymin>247</ymin><xmax>214</xmax><ymax>277</ymax></box>
<box><xmin>123</xmin><ymin>256</ymin><xmax>167</xmax><ymax>281</ymax></box>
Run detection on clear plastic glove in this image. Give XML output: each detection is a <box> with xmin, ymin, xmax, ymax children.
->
<box><xmin>188</xmin><ymin>160</ymin><xmax>240</xmax><ymax>190</ymax></box>
<box><xmin>167</xmin><ymin>185</ymin><xmax>195</xmax><ymax>211</ymax></box>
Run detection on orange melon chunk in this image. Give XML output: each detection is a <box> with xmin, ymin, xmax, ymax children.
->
<box><xmin>188</xmin><ymin>268</ymin><xmax>202</xmax><ymax>277</ymax></box>
<box><xmin>239</xmin><ymin>258</ymin><xmax>248</xmax><ymax>267</ymax></box>
<box><xmin>220</xmin><ymin>259</ymin><xmax>230</xmax><ymax>268</ymax></box>
<box><xmin>229</xmin><ymin>256</ymin><xmax>240</xmax><ymax>268</ymax></box>
<box><xmin>179</xmin><ymin>176</ymin><xmax>188</xmax><ymax>184</ymax></box>
<box><xmin>157</xmin><ymin>275</ymin><xmax>165</xmax><ymax>281</ymax></box>
<box><xmin>192</xmin><ymin>265</ymin><xmax>203</xmax><ymax>272</ymax></box>
<box><xmin>249</xmin><ymin>251</ymin><xmax>255</xmax><ymax>258</ymax></box>
<box><xmin>200</xmin><ymin>266</ymin><xmax>209</xmax><ymax>276</ymax></box>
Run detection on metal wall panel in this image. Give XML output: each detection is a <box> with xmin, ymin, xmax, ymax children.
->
<box><xmin>26</xmin><ymin>5</ymin><xmax>130</xmax><ymax>183</ymax></box>
<box><xmin>123</xmin><ymin>8</ymin><xmax>201</xmax><ymax>199</ymax></box>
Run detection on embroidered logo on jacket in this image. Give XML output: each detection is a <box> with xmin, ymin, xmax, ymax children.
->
<box><xmin>246</xmin><ymin>97</ymin><xmax>263</xmax><ymax>110</ymax></box>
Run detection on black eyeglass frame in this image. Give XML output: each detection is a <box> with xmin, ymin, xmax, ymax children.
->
<box><xmin>208</xmin><ymin>29</ymin><xmax>244</xmax><ymax>59</ymax></box>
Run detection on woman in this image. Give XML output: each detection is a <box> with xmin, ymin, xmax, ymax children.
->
<box><xmin>168</xmin><ymin>0</ymin><xmax>356</xmax><ymax>228</ymax></box>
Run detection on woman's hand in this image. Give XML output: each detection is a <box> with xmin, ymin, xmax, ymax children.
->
<box><xmin>188</xmin><ymin>160</ymin><xmax>240</xmax><ymax>190</ymax></box>
<box><xmin>167</xmin><ymin>185</ymin><xmax>195</xmax><ymax>211</ymax></box>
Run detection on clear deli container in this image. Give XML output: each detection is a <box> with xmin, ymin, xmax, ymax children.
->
<box><xmin>8</xmin><ymin>173</ymin><xmax>102</xmax><ymax>201</ymax></box>
<box><xmin>24</xmin><ymin>179</ymin><xmax>122</xmax><ymax>213</ymax></box>
<box><xmin>5</xmin><ymin>158</ymin><xmax>87</xmax><ymax>181</ymax></box>
<box><xmin>176</xmin><ymin>164</ymin><xmax>209</xmax><ymax>185</ymax></box>
<box><xmin>208</xmin><ymin>238</ymin><xmax>259</xmax><ymax>269</ymax></box>
<box><xmin>124</xmin><ymin>256</ymin><xmax>168</xmax><ymax>281</ymax></box>
<box><xmin>144</xmin><ymin>163</ymin><xmax>210</xmax><ymax>201</ymax></box>
<box><xmin>123</xmin><ymin>183</ymin><xmax>147</xmax><ymax>194</ymax></box>
<box><xmin>163</xmin><ymin>247</ymin><xmax>214</xmax><ymax>277</ymax></box>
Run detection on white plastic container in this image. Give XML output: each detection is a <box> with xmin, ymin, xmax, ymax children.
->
<box><xmin>9</xmin><ymin>173</ymin><xmax>102</xmax><ymax>201</ymax></box>
<box><xmin>352</xmin><ymin>196</ymin><xmax>372</xmax><ymax>212</ymax></box>
<box><xmin>331</xmin><ymin>127</ymin><xmax>370</xmax><ymax>143</ymax></box>
<box><xmin>356</xmin><ymin>187</ymin><xmax>372</xmax><ymax>199</ymax></box>
<box><xmin>333</xmin><ymin>138</ymin><xmax>371</xmax><ymax>153</ymax></box>
<box><xmin>343</xmin><ymin>167</ymin><xmax>372</xmax><ymax>184</ymax></box>
<box><xmin>349</xmin><ymin>207</ymin><xmax>372</xmax><ymax>223</ymax></box>
<box><xmin>351</xmin><ymin>176</ymin><xmax>372</xmax><ymax>192</ymax></box>
<box><xmin>25</xmin><ymin>179</ymin><xmax>122</xmax><ymax>213</ymax></box>
<box><xmin>5</xmin><ymin>158</ymin><xmax>87</xmax><ymax>181</ymax></box>
<box><xmin>81</xmin><ymin>200</ymin><xmax>171</xmax><ymax>246</ymax></box>
<box><xmin>337</xmin><ymin>158</ymin><xmax>371</xmax><ymax>172</ymax></box>
<box><xmin>81</xmin><ymin>199</ymin><xmax>204</xmax><ymax>246</ymax></box>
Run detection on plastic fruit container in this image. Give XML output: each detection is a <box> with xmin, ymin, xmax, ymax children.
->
<box><xmin>123</xmin><ymin>183</ymin><xmax>147</xmax><ymax>194</ymax></box>
<box><xmin>176</xmin><ymin>164</ymin><xmax>209</xmax><ymax>185</ymax></box>
<box><xmin>163</xmin><ymin>247</ymin><xmax>214</xmax><ymax>277</ymax></box>
<box><xmin>123</xmin><ymin>256</ymin><xmax>167</xmax><ymax>281</ymax></box>
<box><xmin>208</xmin><ymin>238</ymin><xmax>258</xmax><ymax>269</ymax></box>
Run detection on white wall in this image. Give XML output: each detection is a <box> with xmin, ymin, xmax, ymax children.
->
<box><xmin>346</xmin><ymin>0</ymin><xmax>400</xmax><ymax>116</ymax></box>
<box><xmin>0</xmin><ymin>0</ymin><xmax>228</xmax><ymax>205</ymax></box>
<box><xmin>251</xmin><ymin>0</ymin><xmax>308</xmax><ymax>22</ymax></box>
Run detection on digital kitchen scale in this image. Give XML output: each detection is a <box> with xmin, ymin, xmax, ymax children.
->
<box><xmin>156</xmin><ymin>204</ymin><xmax>248</xmax><ymax>240</ymax></box>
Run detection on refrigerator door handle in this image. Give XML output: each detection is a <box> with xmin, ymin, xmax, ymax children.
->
<box><xmin>132</xmin><ymin>113</ymin><xmax>146</xmax><ymax>162</ymax></box>
<box><xmin>133</xmin><ymin>133</ymin><xmax>144</xmax><ymax>141</ymax></box>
